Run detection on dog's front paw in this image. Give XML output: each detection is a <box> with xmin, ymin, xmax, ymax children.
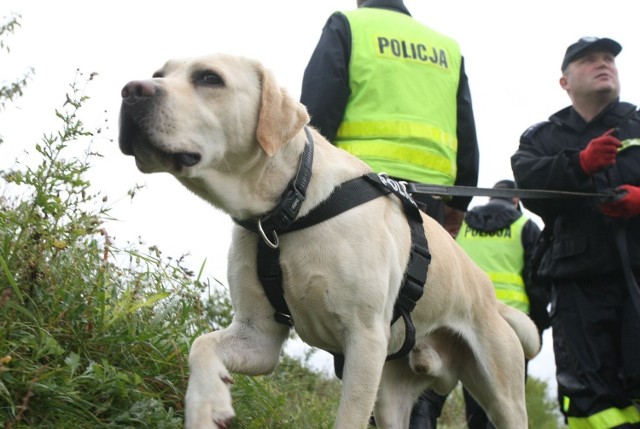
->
<box><xmin>184</xmin><ymin>370</ymin><xmax>235</xmax><ymax>429</ymax></box>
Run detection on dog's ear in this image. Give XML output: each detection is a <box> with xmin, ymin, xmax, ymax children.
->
<box><xmin>256</xmin><ymin>65</ymin><xmax>310</xmax><ymax>157</ymax></box>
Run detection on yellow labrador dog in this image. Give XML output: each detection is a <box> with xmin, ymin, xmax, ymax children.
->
<box><xmin>118</xmin><ymin>53</ymin><xmax>540</xmax><ymax>429</ymax></box>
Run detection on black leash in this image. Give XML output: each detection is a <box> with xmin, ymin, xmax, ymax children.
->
<box><xmin>406</xmin><ymin>183</ymin><xmax>617</xmax><ymax>201</ymax></box>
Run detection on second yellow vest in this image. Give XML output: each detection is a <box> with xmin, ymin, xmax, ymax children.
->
<box><xmin>456</xmin><ymin>215</ymin><xmax>530</xmax><ymax>313</ymax></box>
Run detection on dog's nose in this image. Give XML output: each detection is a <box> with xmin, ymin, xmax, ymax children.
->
<box><xmin>121</xmin><ymin>80</ymin><xmax>158</xmax><ymax>100</ymax></box>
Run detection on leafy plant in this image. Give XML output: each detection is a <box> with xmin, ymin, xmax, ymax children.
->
<box><xmin>0</xmin><ymin>72</ymin><xmax>200</xmax><ymax>428</ymax></box>
<box><xmin>0</xmin><ymin>13</ymin><xmax>33</xmax><ymax>117</ymax></box>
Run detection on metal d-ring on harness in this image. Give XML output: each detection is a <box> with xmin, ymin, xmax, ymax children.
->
<box><xmin>234</xmin><ymin>127</ymin><xmax>431</xmax><ymax>366</ymax></box>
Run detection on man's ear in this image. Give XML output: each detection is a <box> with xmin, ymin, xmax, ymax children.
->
<box><xmin>256</xmin><ymin>64</ymin><xmax>310</xmax><ymax>157</ymax></box>
<box><xmin>559</xmin><ymin>75</ymin><xmax>569</xmax><ymax>91</ymax></box>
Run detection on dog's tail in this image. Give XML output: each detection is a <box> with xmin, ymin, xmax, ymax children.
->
<box><xmin>498</xmin><ymin>302</ymin><xmax>541</xmax><ymax>359</ymax></box>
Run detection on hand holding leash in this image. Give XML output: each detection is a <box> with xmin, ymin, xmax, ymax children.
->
<box><xmin>600</xmin><ymin>185</ymin><xmax>640</xmax><ymax>218</ymax></box>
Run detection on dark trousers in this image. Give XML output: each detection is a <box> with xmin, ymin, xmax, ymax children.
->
<box><xmin>409</xmin><ymin>390</ymin><xmax>447</xmax><ymax>429</ymax></box>
<box><xmin>551</xmin><ymin>274</ymin><xmax>640</xmax><ymax>427</ymax></box>
<box><xmin>463</xmin><ymin>388</ymin><xmax>496</xmax><ymax>429</ymax></box>
<box><xmin>408</xmin><ymin>389</ymin><xmax>498</xmax><ymax>429</ymax></box>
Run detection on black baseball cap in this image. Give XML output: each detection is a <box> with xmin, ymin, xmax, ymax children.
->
<box><xmin>491</xmin><ymin>180</ymin><xmax>521</xmax><ymax>210</ymax></box>
<box><xmin>493</xmin><ymin>179</ymin><xmax>515</xmax><ymax>190</ymax></box>
<box><xmin>561</xmin><ymin>37</ymin><xmax>622</xmax><ymax>72</ymax></box>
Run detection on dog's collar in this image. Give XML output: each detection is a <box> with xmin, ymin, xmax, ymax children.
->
<box><xmin>233</xmin><ymin>126</ymin><xmax>314</xmax><ymax>248</ymax></box>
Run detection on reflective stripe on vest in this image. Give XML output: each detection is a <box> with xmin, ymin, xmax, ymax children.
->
<box><xmin>337</xmin><ymin>8</ymin><xmax>461</xmax><ymax>185</ymax></box>
<box><xmin>456</xmin><ymin>214</ymin><xmax>529</xmax><ymax>313</ymax></box>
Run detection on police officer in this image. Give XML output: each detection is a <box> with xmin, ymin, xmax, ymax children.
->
<box><xmin>299</xmin><ymin>0</ymin><xmax>479</xmax><ymax>239</ymax></box>
<box><xmin>455</xmin><ymin>179</ymin><xmax>550</xmax><ymax>429</ymax></box>
<box><xmin>512</xmin><ymin>37</ymin><xmax>640</xmax><ymax>428</ymax></box>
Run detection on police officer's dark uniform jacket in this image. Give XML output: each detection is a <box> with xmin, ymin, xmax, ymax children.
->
<box><xmin>512</xmin><ymin>100</ymin><xmax>640</xmax><ymax>279</ymax></box>
<box><xmin>511</xmin><ymin>99</ymin><xmax>640</xmax><ymax>426</ymax></box>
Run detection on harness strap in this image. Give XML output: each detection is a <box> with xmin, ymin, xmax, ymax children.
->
<box><xmin>289</xmin><ymin>175</ymin><xmax>392</xmax><ymax>231</ymax></box>
<box><xmin>364</xmin><ymin>174</ymin><xmax>429</xmax><ymax>318</ymax></box>
<box><xmin>256</xmin><ymin>241</ymin><xmax>292</xmax><ymax>326</ymax></box>
<box><xmin>364</xmin><ymin>174</ymin><xmax>431</xmax><ymax>361</ymax></box>
<box><xmin>330</xmin><ymin>174</ymin><xmax>431</xmax><ymax>376</ymax></box>
<box><xmin>243</xmin><ymin>172</ymin><xmax>431</xmax><ymax>369</ymax></box>
<box><xmin>252</xmin><ymin>176</ymin><xmax>390</xmax><ymax>327</ymax></box>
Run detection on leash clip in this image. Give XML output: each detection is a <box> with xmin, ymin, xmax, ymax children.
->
<box><xmin>597</xmin><ymin>188</ymin><xmax>625</xmax><ymax>205</ymax></box>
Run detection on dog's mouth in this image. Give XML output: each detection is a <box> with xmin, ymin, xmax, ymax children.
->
<box><xmin>118</xmin><ymin>86</ymin><xmax>202</xmax><ymax>173</ymax></box>
<box><xmin>120</xmin><ymin>117</ymin><xmax>201</xmax><ymax>173</ymax></box>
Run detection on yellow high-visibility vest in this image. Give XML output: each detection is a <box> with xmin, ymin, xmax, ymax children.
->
<box><xmin>337</xmin><ymin>8</ymin><xmax>461</xmax><ymax>185</ymax></box>
<box><xmin>456</xmin><ymin>215</ymin><xmax>530</xmax><ymax>313</ymax></box>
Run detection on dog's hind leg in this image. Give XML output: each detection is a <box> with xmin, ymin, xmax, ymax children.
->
<box><xmin>373</xmin><ymin>329</ymin><xmax>466</xmax><ymax>428</ymax></box>
<box><xmin>374</xmin><ymin>358</ymin><xmax>428</xmax><ymax>429</ymax></box>
<box><xmin>184</xmin><ymin>319</ymin><xmax>290</xmax><ymax>429</ymax></box>
<box><xmin>458</xmin><ymin>318</ymin><xmax>529</xmax><ymax>429</ymax></box>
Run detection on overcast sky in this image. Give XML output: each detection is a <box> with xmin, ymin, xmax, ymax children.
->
<box><xmin>4</xmin><ymin>0</ymin><xmax>640</xmax><ymax>397</ymax></box>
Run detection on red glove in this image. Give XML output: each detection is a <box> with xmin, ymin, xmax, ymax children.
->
<box><xmin>579</xmin><ymin>129</ymin><xmax>622</xmax><ymax>175</ymax></box>
<box><xmin>600</xmin><ymin>185</ymin><xmax>640</xmax><ymax>219</ymax></box>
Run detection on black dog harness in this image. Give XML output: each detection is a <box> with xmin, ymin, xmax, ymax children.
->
<box><xmin>234</xmin><ymin>127</ymin><xmax>431</xmax><ymax>365</ymax></box>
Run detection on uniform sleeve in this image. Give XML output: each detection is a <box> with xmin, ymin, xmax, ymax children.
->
<box><xmin>521</xmin><ymin>219</ymin><xmax>550</xmax><ymax>335</ymax></box>
<box><xmin>300</xmin><ymin>13</ymin><xmax>351</xmax><ymax>143</ymax></box>
<box><xmin>511</xmin><ymin>123</ymin><xmax>593</xmax><ymax>220</ymax></box>
<box><xmin>450</xmin><ymin>57</ymin><xmax>480</xmax><ymax>211</ymax></box>
<box><xmin>522</xmin><ymin>218</ymin><xmax>541</xmax><ymax>277</ymax></box>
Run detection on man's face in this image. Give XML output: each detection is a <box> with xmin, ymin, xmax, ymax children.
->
<box><xmin>561</xmin><ymin>51</ymin><xmax>620</xmax><ymax>101</ymax></box>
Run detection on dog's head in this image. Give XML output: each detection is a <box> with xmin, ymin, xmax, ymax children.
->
<box><xmin>118</xmin><ymin>53</ymin><xmax>309</xmax><ymax>176</ymax></box>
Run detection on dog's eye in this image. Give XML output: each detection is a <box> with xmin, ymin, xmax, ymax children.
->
<box><xmin>152</xmin><ymin>71</ymin><xmax>164</xmax><ymax>78</ymax></box>
<box><xmin>194</xmin><ymin>70</ymin><xmax>224</xmax><ymax>87</ymax></box>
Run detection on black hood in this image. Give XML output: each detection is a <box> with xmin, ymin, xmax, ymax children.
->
<box><xmin>465</xmin><ymin>199</ymin><xmax>522</xmax><ymax>232</ymax></box>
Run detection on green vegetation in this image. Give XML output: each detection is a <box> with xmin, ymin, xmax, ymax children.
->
<box><xmin>0</xmin><ymin>13</ymin><xmax>33</xmax><ymax>128</ymax></box>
